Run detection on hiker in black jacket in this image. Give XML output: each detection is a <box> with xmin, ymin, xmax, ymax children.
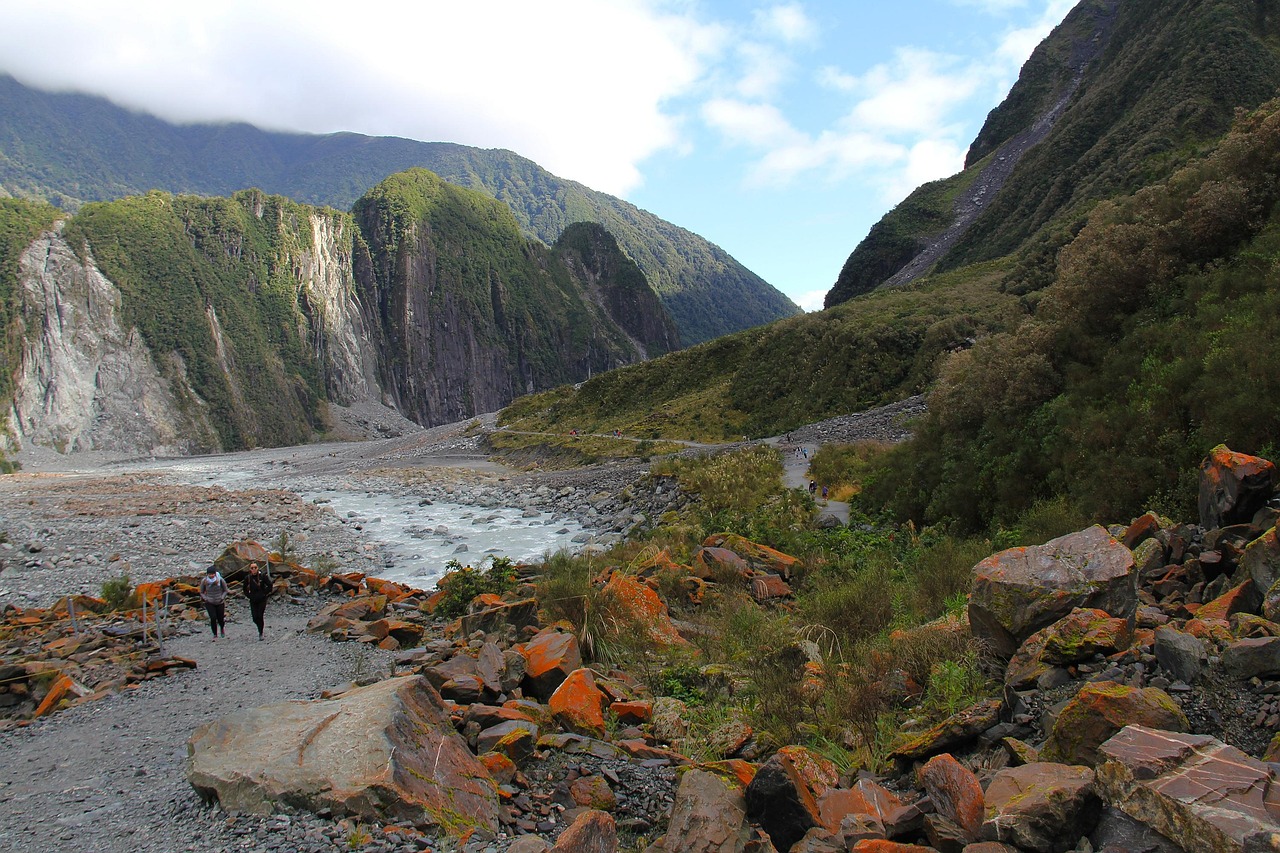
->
<box><xmin>244</xmin><ymin>562</ymin><xmax>273</xmax><ymax>641</ymax></box>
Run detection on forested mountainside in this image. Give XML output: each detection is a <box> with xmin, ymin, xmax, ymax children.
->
<box><xmin>0</xmin><ymin>171</ymin><xmax>675</xmax><ymax>463</ymax></box>
<box><xmin>500</xmin><ymin>0</ymin><xmax>1280</xmax><ymax>533</ymax></box>
<box><xmin>826</xmin><ymin>0</ymin><xmax>1280</xmax><ymax>306</ymax></box>
<box><xmin>0</xmin><ymin>74</ymin><xmax>799</xmax><ymax>345</ymax></box>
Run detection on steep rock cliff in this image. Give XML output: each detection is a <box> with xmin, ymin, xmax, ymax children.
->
<box><xmin>352</xmin><ymin>170</ymin><xmax>672</xmax><ymax>426</ymax></box>
<box><xmin>10</xmin><ymin>225</ymin><xmax>220</xmax><ymax>456</ymax></box>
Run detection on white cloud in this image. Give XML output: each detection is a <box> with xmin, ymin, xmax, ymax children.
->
<box><xmin>950</xmin><ymin>0</ymin><xmax>1028</xmax><ymax>12</ymax></box>
<box><xmin>753</xmin><ymin>3</ymin><xmax>818</xmax><ymax>43</ymax></box>
<box><xmin>703</xmin><ymin>99</ymin><xmax>802</xmax><ymax>148</ymax></box>
<box><xmin>847</xmin><ymin>49</ymin><xmax>984</xmax><ymax>134</ymax></box>
<box><xmin>998</xmin><ymin>0</ymin><xmax>1079</xmax><ymax>64</ymax></box>
<box><xmin>733</xmin><ymin>42</ymin><xmax>794</xmax><ymax>100</ymax></box>
<box><xmin>794</xmin><ymin>287</ymin><xmax>829</xmax><ymax>312</ymax></box>
<box><xmin>0</xmin><ymin>0</ymin><xmax>725</xmax><ymax>196</ymax></box>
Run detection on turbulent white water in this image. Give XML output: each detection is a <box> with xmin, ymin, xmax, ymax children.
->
<box><xmin>158</xmin><ymin>457</ymin><xmax>589</xmax><ymax>589</ymax></box>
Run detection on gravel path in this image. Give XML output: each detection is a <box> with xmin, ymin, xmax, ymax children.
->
<box><xmin>0</xmin><ymin>598</ymin><xmax>388</xmax><ymax>853</ymax></box>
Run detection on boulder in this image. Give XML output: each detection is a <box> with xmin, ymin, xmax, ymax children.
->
<box><xmin>461</xmin><ymin>596</ymin><xmax>539</xmax><ymax>636</ymax></box>
<box><xmin>1199</xmin><ymin>581</ymin><xmax>1264</xmax><ymax>622</ymax></box>
<box><xmin>1244</xmin><ymin>528</ymin><xmax>1280</xmax><ymax>600</ymax></box>
<box><xmin>664</xmin><ymin>769</ymin><xmax>752</xmax><ymax>853</ymax></box>
<box><xmin>1123</xmin><ymin>512</ymin><xmax>1165</xmax><ymax>550</ymax></box>
<box><xmin>1199</xmin><ymin>445</ymin><xmax>1277</xmax><ymax>530</ymax></box>
<box><xmin>849</xmin><ymin>841</ymin><xmax>938</xmax><ymax>852</ymax></box>
<box><xmin>600</xmin><ymin>574</ymin><xmax>687</xmax><ymax>648</ymax></box>
<box><xmin>816</xmin><ymin>779</ymin><xmax>902</xmax><ymax>834</ymax></box>
<box><xmin>1153</xmin><ymin>625</ymin><xmax>1207</xmax><ymax>683</ymax></box>
<box><xmin>550</xmin><ymin>809</ymin><xmax>617</xmax><ymax>853</ymax></box>
<box><xmin>521</xmin><ymin>629</ymin><xmax>582</xmax><ymax>700</ymax></box>
<box><xmin>889</xmin><ymin>698</ymin><xmax>1003</xmax><ymax>764</ymax></box>
<box><xmin>692</xmin><ymin>547</ymin><xmax>751</xmax><ymax>582</ymax></box>
<box><xmin>213</xmin><ymin>539</ymin><xmax>271</xmax><ymax>580</ymax></box>
<box><xmin>980</xmin><ymin>763</ymin><xmax>1099</xmax><ymax>852</ymax></box>
<box><xmin>549</xmin><ymin>668</ymin><xmax>608</xmax><ymax>738</ymax></box>
<box><xmin>306</xmin><ymin>596</ymin><xmax>387</xmax><ymax>633</ymax></box>
<box><xmin>702</xmin><ymin>534</ymin><xmax>802</xmax><ymax>579</ymax></box>
<box><xmin>476</xmin><ymin>719</ymin><xmax>540</xmax><ymax>757</ymax></box>
<box><xmin>919</xmin><ymin>753</ymin><xmax>983</xmax><ymax>839</ymax></box>
<box><xmin>186</xmin><ymin>675</ymin><xmax>499</xmax><ymax>832</ymax></box>
<box><xmin>969</xmin><ymin>526</ymin><xmax>1137</xmax><ymax>658</ymax></box>
<box><xmin>570</xmin><ymin>776</ymin><xmax>617</xmax><ymax>811</ymax></box>
<box><xmin>749</xmin><ymin>574</ymin><xmax>793</xmax><ymax>601</ymax></box>
<box><xmin>1006</xmin><ymin>608</ymin><xmax>1132</xmax><ymax>689</ymax></box>
<box><xmin>1087</xmin><ymin>807</ymin><xmax>1183</xmax><ymax>853</ymax></box>
<box><xmin>1041</xmin><ymin>682</ymin><xmax>1188</xmax><ymax>767</ymax></box>
<box><xmin>1096</xmin><ymin>725</ymin><xmax>1280</xmax><ymax>853</ymax></box>
<box><xmin>744</xmin><ymin>745</ymin><xmax>839</xmax><ymax>851</ymax></box>
<box><xmin>1223</xmin><ymin>637</ymin><xmax>1280</xmax><ymax>680</ymax></box>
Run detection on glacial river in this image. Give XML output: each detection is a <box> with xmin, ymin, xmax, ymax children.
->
<box><xmin>159</xmin><ymin>456</ymin><xmax>589</xmax><ymax>589</ymax></box>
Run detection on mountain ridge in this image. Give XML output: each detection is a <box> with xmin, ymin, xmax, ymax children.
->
<box><xmin>0</xmin><ymin>74</ymin><xmax>800</xmax><ymax>345</ymax></box>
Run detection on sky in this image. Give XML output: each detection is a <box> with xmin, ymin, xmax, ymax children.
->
<box><xmin>0</xmin><ymin>0</ymin><xmax>1075</xmax><ymax>311</ymax></box>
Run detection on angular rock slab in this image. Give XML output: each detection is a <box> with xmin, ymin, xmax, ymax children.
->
<box><xmin>969</xmin><ymin>525</ymin><xmax>1137</xmax><ymax>658</ymax></box>
<box><xmin>1097</xmin><ymin>725</ymin><xmax>1280</xmax><ymax>853</ymax></box>
<box><xmin>1042</xmin><ymin>682</ymin><xmax>1187</xmax><ymax>768</ymax></box>
<box><xmin>1199</xmin><ymin>445</ymin><xmax>1277</xmax><ymax>531</ymax></box>
<box><xmin>187</xmin><ymin>675</ymin><xmax>498</xmax><ymax>832</ymax></box>
<box><xmin>745</xmin><ymin>745</ymin><xmax>839</xmax><ymax>852</ymax></box>
<box><xmin>981</xmin><ymin>762</ymin><xmax>1099</xmax><ymax>853</ymax></box>
<box><xmin>665</xmin><ymin>769</ymin><xmax>752</xmax><ymax>853</ymax></box>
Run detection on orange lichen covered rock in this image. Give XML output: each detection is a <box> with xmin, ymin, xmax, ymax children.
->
<box><xmin>969</xmin><ymin>525</ymin><xmax>1137</xmax><ymax>659</ymax></box>
<box><xmin>520</xmin><ymin>629</ymin><xmax>583</xmax><ymax>700</ymax></box>
<box><xmin>610</xmin><ymin>699</ymin><xmax>652</xmax><ymax>724</ymax></box>
<box><xmin>702</xmin><ymin>533</ymin><xmax>802</xmax><ymax>579</ymax></box>
<box><xmin>1199</xmin><ymin>444</ymin><xmax>1277</xmax><ymax>529</ymax></box>
<box><xmin>549</xmin><ymin>668</ymin><xmax>608</xmax><ymax>738</ymax></box>
<box><xmin>919</xmin><ymin>753</ymin><xmax>984</xmax><ymax>838</ymax></box>
<box><xmin>1197</xmin><ymin>581</ymin><xmax>1262</xmax><ymax>621</ymax></box>
<box><xmin>744</xmin><ymin>745</ymin><xmax>838</xmax><ymax>850</ymax></box>
<box><xmin>692</xmin><ymin>547</ymin><xmax>751</xmax><ymax>581</ymax></box>
<box><xmin>1042</xmin><ymin>681</ymin><xmax>1188</xmax><ymax>766</ymax></box>
<box><xmin>701</xmin><ymin>759</ymin><xmax>758</xmax><ymax>789</ymax></box>
<box><xmin>601</xmin><ymin>574</ymin><xmax>688</xmax><ymax>647</ymax></box>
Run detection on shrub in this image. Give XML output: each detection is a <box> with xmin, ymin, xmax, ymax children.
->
<box><xmin>101</xmin><ymin>574</ymin><xmax>133</xmax><ymax>611</ymax></box>
<box><xmin>433</xmin><ymin>556</ymin><xmax>517</xmax><ymax>619</ymax></box>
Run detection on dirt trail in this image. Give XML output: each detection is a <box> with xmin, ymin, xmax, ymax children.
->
<box><xmin>0</xmin><ymin>600</ymin><xmax>382</xmax><ymax>853</ymax></box>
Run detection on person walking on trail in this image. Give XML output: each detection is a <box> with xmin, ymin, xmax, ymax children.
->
<box><xmin>199</xmin><ymin>566</ymin><xmax>229</xmax><ymax>640</ymax></box>
<box><xmin>244</xmin><ymin>562</ymin><xmax>273</xmax><ymax>641</ymax></box>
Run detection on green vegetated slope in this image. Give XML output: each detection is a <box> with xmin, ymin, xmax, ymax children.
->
<box><xmin>502</xmin><ymin>0</ymin><xmax>1280</xmax><ymax>537</ymax></box>
<box><xmin>826</xmin><ymin>0</ymin><xmax>1280</xmax><ymax>307</ymax></box>
<box><xmin>58</xmin><ymin>191</ymin><xmax>333</xmax><ymax>450</ymax></box>
<box><xmin>862</xmin><ymin>101</ymin><xmax>1280</xmax><ymax>530</ymax></box>
<box><xmin>501</xmin><ymin>259</ymin><xmax>1025</xmax><ymax>442</ymax></box>
<box><xmin>0</xmin><ymin>75</ymin><xmax>799</xmax><ymax>345</ymax></box>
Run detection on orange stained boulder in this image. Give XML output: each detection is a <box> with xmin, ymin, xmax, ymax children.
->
<box><xmin>635</xmin><ymin>548</ymin><xmax>687</xmax><ymax>575</ymax></box>
<box><xmin>851</xmin><ymin>841</ymin><xmax>939</xmax><ymax>852</ymax></box>
<box><xmin>610</xmin><ymin>699</ymin><xmax>652</xmax><ymax>724</ymax></box>
<box><xmin>700</xmin><ymin>759</ymin><xmax>758</xmax><ymax>789</ymax></box>
<box><xmin>919</xmin><ymin>753</ymin><xmax>983</xmax><ymax>838</ymax></box>
<box><xmin>132</xmin><ymin>583</ymin><xmax>166</xmax><ymax>606</ymax></box>
<box><xmin>1196</xmin><ymin>581</ymin><xmax>1261</xmax><ymax>621</ymax></box>
<box><xmin>703</xmin><ymin>533</ymin><xmax>802</xmax><ymax>579</ymax></box>
<box><xmin>816</xmin><ymin>778</ymin><xmax>903</xmax><ymax>831</ymax></box>
<box><xmin>601</xmin><ymin>574</ymin><xmax>688</xmax><ymax>647</ymax></box>
<box><xmin>477</xmin><ymin>751</ymin><xmax>517</xmax><ymax>786</ymax></box>
<box><xmin>1199</xmin><ymin>444</ymin><xmax>1277</xmax><ymax>529</ymax></box>
<box><xmin>549</xmin><ymin>668</ymin><xmax>608</xmax><ymax>738</ymax></box>
<box><xmin>33</xmin><ymin>674</ymin><xmax>75</xmax><ymax>718</ymax></box>
<box><xmin>521</xmin><ymin>629</ymin><xmax>583</xmax><ymax>700</ymax></box>
<box><xmin>569</xmin><ymin>775</ymin><xmax>617</xmax><ymax>810</ymax></box>
<box><xmin>1185</xmin><ymin>618</ymin><xmax>1233</xmax><ymax>643</ymax></box>
<box><xmin>1042</xmin><ymin>681</ymin><xmax>1188</xmax><ymax>767</ymax></box>
<box><xmin>366</xmin><ymin>577</ymin><xmax>407</xmax><ymax>598</ymax></box>
<box><xmin>692</xmin><ymin>547</ymin><xmax>751</xmax><ymax>581</ymax></box>
<box><xmin>750</xmin><ymin>573</ymin><xmax>793</xmax><ymax>601</ymax></box>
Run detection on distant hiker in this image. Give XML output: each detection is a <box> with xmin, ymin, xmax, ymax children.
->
<box><xmin>244</xmin><ymin>562</ymin><xmax>273</xmax><ymax>641</ymax></box>
<box><xmin>821</xmin><ymin>485</ymin><xmax>829</xmax><ymax>500</ymax></box>
<box><xmin>802</xmin><ymin>447</ymin><xmax>808</xmax><ymax>459</ymax></box>
<box><xmin>808</xmin><ymin>481</ymin><xmax>817</xmax><ymax>496</ymax></box>
<box><xmin>199</xmin><ymin>566</ymin><xmax>229</xmax><ymax>640</ymax></box>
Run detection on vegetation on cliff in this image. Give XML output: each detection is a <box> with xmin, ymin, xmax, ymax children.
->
<box><xmin>0</xmin><ymin>74</ymin><xmax>799</xmax><ymax>345</ymax></box>
<box><xmin>60</xmin><ymin>190</ymin><xmax>331</xmax><ymax>449</ymax></box>
<box><xmin>827</xmin><ymin>0</ymin><xmax>1280</xmax><ymax>307</ymax></box>
<box><xmin>0</xmin><ymin>198</ymin><xmax>62</xmax><ymax>465</ymax></box>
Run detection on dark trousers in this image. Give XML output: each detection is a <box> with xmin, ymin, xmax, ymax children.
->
<box><xmin>205</xmin><ymin>601</ymin><xmax>225</xmax><ymax>636</ymax></box>
<box><xmin>249</xmin><ymin>599</ymin><xmax>267</xmax><ymax>636</ymax></box>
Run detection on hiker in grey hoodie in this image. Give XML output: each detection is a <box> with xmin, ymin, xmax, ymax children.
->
<box><xmin>199</xmin><ymin>566</ymin><xmax>229</xmax><ymax>640</ymax></box>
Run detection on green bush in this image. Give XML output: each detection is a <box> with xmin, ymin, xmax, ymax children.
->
<box><xmin>433</xmin><ymin>556</ymin><xmax>517</xmax><ymax>620</ymax></box>
<box><xmin>101</xmin><ymin>574</ymin><xmax>133</xmax><ymax>611</ymax></box>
